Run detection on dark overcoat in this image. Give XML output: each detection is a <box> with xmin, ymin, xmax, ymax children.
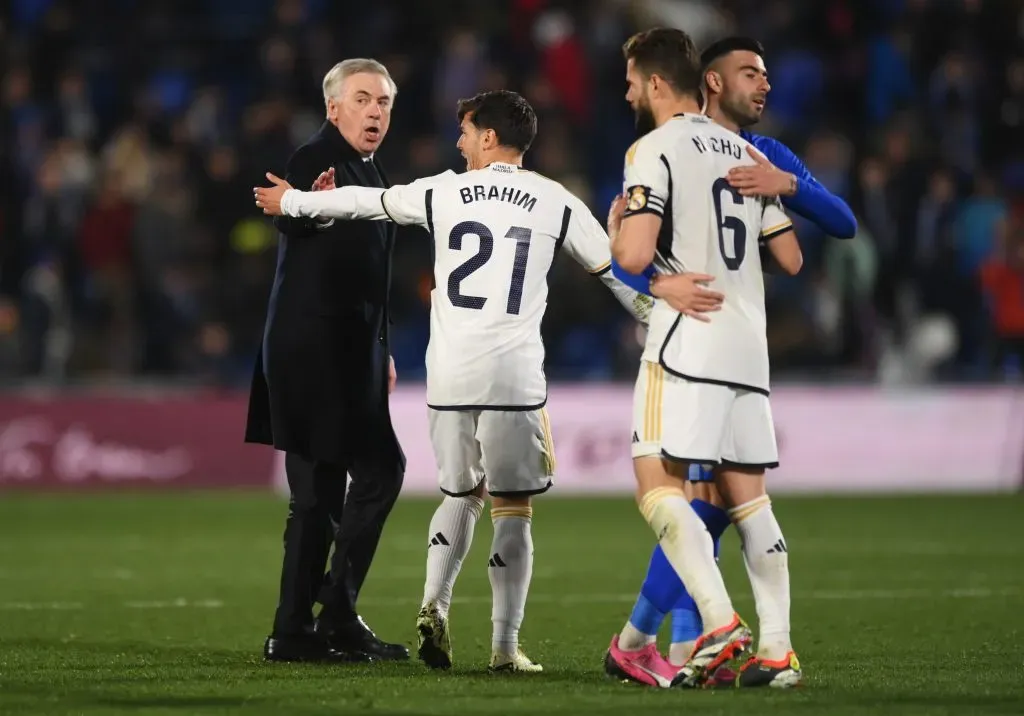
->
<box><xmin>245</xmin><ymin>121</ymin><xmax>405</xmax><ymax>471</ymax></box>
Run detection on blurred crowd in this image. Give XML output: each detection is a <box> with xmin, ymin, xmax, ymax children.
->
<box><xmin>2</xmin><ymin>0</ymin><xmax>1024</xmax><ymax>387</ymax></box>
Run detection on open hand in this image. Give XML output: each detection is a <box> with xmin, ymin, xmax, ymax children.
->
<box><xmin>254</xmin><ymin>172</ymin><xmax>293</xmax><ymax>215</ymax></box>
<box><xmin>312</xmin><ymin>167</ymin><xmax>335</xmax><ymax>192</ymax></box>
<box><xmin>727</xmin><ymin>145</ymin><xmax>796</xmax><ymax>198</ymax></box>
<box><xmin>649</xmin><ymin>273</ymin><xmax>724</xmax><ymax>323</ymax></box>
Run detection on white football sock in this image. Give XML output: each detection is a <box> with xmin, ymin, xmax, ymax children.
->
<box><xmin>489</xmin><ymin>505</ymin><xmax>533</xmax><ymax>655</ymax></box>
<box><xmin>729</xmin><ymin>496</ymin><xmax>792</xmax><ymax>660</ymax></box>
<box><xmin>422</xmin><ymin>495</ymin><xmax>484</xmax><ymax>615</ymax></box>
<box><xmin>669</xmin><ymin>640</ymin><xmax>696</xmax><ymax>666</ymax></box>
<box><xmin>618</xmin><ymin>621</ymin><xmax>656</xmax><ymax>651</ymax></box>
<box><xmin>640</xmin><ymin>487</ymin><xmax>735</xmax><ymax>631</ymax></box>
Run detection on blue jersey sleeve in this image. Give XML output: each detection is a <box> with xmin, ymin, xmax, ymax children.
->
<box><xmin>617</xmin><ymin>132</ymin><xmax>858</xmax><ymax>296</ymax></box>
<box><xmin>746</xmin><ymin>133</ymin><xmax>857</xmax><ymax>239</ymax></box>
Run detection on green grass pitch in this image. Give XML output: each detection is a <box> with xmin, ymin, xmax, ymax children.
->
<box><xmin>1</xmin><ymin>493</ymin><xmax>1023</xmax><ymax>715</ymax></box>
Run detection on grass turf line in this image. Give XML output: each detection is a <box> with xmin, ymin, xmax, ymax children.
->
<box><xmin>0</xmin><ymin>493</ymin><xmax>1022</xmax><ymax>715</ymax></box>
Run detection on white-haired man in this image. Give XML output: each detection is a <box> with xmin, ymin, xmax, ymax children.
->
<box><xmin>247</xmin><ymin>59</ymin><xmax>409</xmax><ymax>663</ymax></box>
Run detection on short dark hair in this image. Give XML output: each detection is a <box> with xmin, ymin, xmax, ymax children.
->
<box><xmin>456</xmin><ymin>90</ymin><xmax>537</xmax><ymax>153</ymax></box>
<box><xmin>622</xmin><ymin>28</ymin><xmax>702</xmax><ymax>100</ymax></box>
<box><xmin>700</xmin><ymin>36</ymin><xmax>766</xmax><ymax>69</ymax></box>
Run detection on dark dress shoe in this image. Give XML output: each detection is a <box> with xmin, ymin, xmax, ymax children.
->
<box><xmin>316</xmin><ymin>616</ymin><xmax>410</xmax><ymax>661</ymax></box>
<box><xmin>264</xmin><ymin>634</ymin><xmax>374</xmax><ymax>663</ymax></box>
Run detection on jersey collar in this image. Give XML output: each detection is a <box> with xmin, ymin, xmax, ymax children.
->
<box><xmin>486</xmin><ymin>161</ymin><xmax>522</xmax><ymax>173</ymax></box>
<box><xmin>672</xmin><ymin>112</ymin><xmax>710</xmax><ymax>122</ymax></box>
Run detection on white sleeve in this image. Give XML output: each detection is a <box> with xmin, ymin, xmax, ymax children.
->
<box><xmin>280</xmin><ymin>186</ymin><xmax>387</xmax><ymax>221</ymax></box>
<box><xmin>760</xmin><ymin>196</ymin><xmax>794</xmax><ymax>242</ymax></box>
<box><xmin>380</xmin><ymin>170</ymin><xmax>456</xmax><ymax>229</ymax></box>
<box><xmin>562</xmin><ymin>200</ymin><xmax>653</xmax><ymax>324</ymax></box>
<box><xmin>378</xmin><ymin>180</ymin><xmax>431</xmax><ymax>229</ymax></box>
<box><xmin>562</xmin><ymin>203</ymin><xmax>613</xmax><ymax>276</ymax></box>
<box><xmin>622</xmin><ymin>137</ymin><xmax>670</xmax><ymax>219</ymax></box>
<box><xmin>280</xmin><ymin>170</ymin><xmax>455</xmax><ymax>227</ymax></box>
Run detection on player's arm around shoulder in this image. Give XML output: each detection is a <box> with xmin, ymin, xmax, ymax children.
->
<box><xmin>733</xmin><ymin>137</ymin><xmax>857</xmax><ymax>239</ymax></box>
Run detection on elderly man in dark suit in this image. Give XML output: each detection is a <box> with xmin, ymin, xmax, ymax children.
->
<box><xmin>246</xmin><ymin>58</ymin><xmax>408</xmax><ymax>663</ymax></box>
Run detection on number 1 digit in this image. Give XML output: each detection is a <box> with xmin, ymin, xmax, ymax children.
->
<box><xmin>505</xmin><ymin>226</ymin><xmax>532</xmax><ymax>315</ymax></box>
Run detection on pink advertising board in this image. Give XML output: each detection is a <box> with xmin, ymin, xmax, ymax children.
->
<box><xmin>278</xmin><ymin>385</ymin><xmax>1024</xmax><ymax>494</ymax></box>
<box><xmin>0</xmin><ymin>386</ymin><xmax>1019</xmax><ymax>493</ymax></box>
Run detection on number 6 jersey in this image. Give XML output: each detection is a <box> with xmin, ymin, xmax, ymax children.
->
<box><xmin>623</xmin><ymin>113</ymin><xmax>793</xmax><ymax>395</ymax></box>
<box><xmin>279</xmin><ymin>161</ymin><xmax>652</xmax><ymax>409</ymax></box>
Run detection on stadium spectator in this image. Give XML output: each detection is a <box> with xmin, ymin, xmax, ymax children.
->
<box><xmin>1</xmin><ymin>0</ymin><xmax>1022</xmax><ymax>384</ymax></box>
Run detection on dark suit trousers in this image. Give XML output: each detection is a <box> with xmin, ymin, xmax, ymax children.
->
<box><xmin>272</xmin><ymin>452</ymin><xmax>404</xmax><ymax>637</ymax></box>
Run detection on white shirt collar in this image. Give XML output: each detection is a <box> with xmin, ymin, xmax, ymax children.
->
<box><xmin>488</xmin><ymin>161</ymin><xmax>520</xmax><ymax>173</ymax></box>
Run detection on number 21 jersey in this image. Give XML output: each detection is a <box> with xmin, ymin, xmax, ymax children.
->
<box><xmin>380</xmin><ymin>162</ymin><xmax>618</xmax><ymax>409</ymax></box>
<box><xmin>623</xmin><ymin>114</ymin><xmax>793</xmax><ymax>394</ymax></box>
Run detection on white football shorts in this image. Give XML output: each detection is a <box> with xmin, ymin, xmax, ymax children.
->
<box><xmin>631</xmin><ymin>360</ymin><xmax>779</xmax><ymax>468</ymax></box>
<box><xmin>428</xmin><ymin>407</ymin><xmax>555</xmax><ymax>497</ymax></box>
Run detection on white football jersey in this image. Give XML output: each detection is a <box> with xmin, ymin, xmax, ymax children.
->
<box><xmin>282</xmin><ymin>162</ymin><xmax>651</xmax><ymax>409</ymax></box>
<box><xmin>623</xmin><ymin>113</ymin><xmax>793</xmax><ymax>394</ymax></box>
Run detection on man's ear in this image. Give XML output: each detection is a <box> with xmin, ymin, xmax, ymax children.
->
<box><xmin>704</xmin><ymin>69</ymin><xmax>723</xmax><ymax>95</ymax></box>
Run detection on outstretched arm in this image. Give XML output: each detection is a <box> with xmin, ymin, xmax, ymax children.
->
<box><xmin>256</xmin><ymin>171</ymin><xmax>444</xmax><ymax>229</ymax></box>
<box><xmin>256</xmin><ymin>172</ymin><xmax>390</xmax><ymax>221</ymax></box>
<box><xmin>281</xmin><ymin>185</ymin><xmax>389</xmax><ymax>221</ymax></box>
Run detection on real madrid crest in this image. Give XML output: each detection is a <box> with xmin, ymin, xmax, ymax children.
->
<box><xmin>628</xmin><ymin>186</ymin><xmax>648</xmax><ymax>212</ymax></box>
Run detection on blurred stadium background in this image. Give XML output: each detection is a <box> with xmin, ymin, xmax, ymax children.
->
<box><xmin>2</xmin><ymin>1</ymin><xmax>1023</xmax><ymax>713</ymax></box>
<box><xmin>1</xmin><ymin>0</ymin><xmax>1022</xmax><ymax>493</ymax></box>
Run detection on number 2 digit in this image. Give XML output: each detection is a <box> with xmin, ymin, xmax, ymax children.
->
<box><xmin>447</xmin><ymin>222</ymin><xmax>534</xmax><ymax>315</ymax></box>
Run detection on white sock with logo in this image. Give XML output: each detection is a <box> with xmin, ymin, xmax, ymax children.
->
<box><xmin>422</xmin><ymin>495</ymin><xmax>484</xmax><ymax>615</ymax></box>
<box><xmin>489</xmin><ymin>505</ymin><xmax>533</xmax><ymax>655</ymax></box>
<box><xmin>730</xmin><ymin>496</ymin><xmax>792</xmax><ymax>660</ymax></box>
